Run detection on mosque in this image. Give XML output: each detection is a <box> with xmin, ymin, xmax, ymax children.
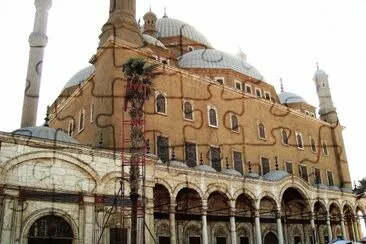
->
<box><xmin>0</xmin><ymin>0</ymin><xmax>365</xmax><ymax>243</ymax></box>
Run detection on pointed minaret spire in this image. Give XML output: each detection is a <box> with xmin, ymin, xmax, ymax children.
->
<box><xmin>280</xmin><ymin>78</ymin><xmax>284</xmax><ymax>92</ymax></box>
<box><xmin>20</xmin><ymin>0</ymin><xmax>52</xmax><ymax>128</ymax></box>
<box><xmin>99</xmin><ymin>0</ymin><xmax>143</xmax><ymax>46</ymax></box>
<box><xmin>43</xmin><ymin>105</ymin><xmax>50</xmax><ymax>127</ymax></box>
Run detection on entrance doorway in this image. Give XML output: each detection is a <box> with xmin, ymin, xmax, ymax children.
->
<box><xmin>263</xmin><ymin>232</ymin><xmax>278</xmax><ymax>244</ymax></box>
<box><xmin>28</xmin><ymin>215</ymin><xmax>74</xmax><ymax>244</ymax></box>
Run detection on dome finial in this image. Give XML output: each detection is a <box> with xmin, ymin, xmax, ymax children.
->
<box><xmin>280</xmin><ymin>78</ymin><xmax>284</xmax><ymax>92</ymax></box>
<box><xmin>237</xmin><ymin>46</ymin><xmax>247</xmax><ymax>60</ymax></box>
<box><xmin>149</xmin><ymin>5</ymin><xmax>151</xmax><ymax>12</ymax></box>
<box><xmin>43</xmin><ymin>105</ymin><xmax>50</xmax><ymax>127</ymax></box>
<box><xmin>316</xmin><ymin>62</ymin><xmax>319</xmax><ymax>70</ymax></box>
<box><xmin>163</xmin><ymin>6</ymin><xmax>168</xmax><ymax>18</ymax></box>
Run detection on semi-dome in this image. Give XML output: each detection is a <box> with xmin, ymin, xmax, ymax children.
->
<box><xmin>195</xmin><ymin>164</ymin><xmax>216</xmax><ymax>172</ymax></box>
<box><xmin>278</xmin><ymin>91</ymin><xmax>307</xmax><ymax>104</ymax></box>
<box><xmin>263</xmin><ymin>170</ymin><xmax>290</xmax><ymax>181</ymax></box>
<box><xmin>62</xmin><ymin>65</ymin><xmax>95</xmax><ymax>91</ymax></box>
<box><xmin>142</xmin><ymin>34</ymin><xmax>166</xmax><ymax>49</ymax></box>
<box><xmin>223</xmin><ymin>168</ymin><xmax>242</xmax><ymax>176</ymax></box>
<box><xmin>155</xmin><ymin>17</ymin><xmax>212</xmax><ymax>47</ymax></box>
<box><xmin>178</xmin><ymin>49</ymin><xmax>264</xmax><ymax>81</ymax></box>
<box><xmin>13</xmin><ymin>126</ymin><xmax>78</xmax><ymax>144</ymax></box>
<box><xmin>169</xmin><ymin>160</ymin><xmax>188</xmax><ymax>168</ymax></box>
<box><xmin>246</xmin><ymin>172</ymin><xmax>262</xmax><ymax>179</ymax></box>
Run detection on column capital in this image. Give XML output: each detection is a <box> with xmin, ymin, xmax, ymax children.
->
<box><xmin>276</xmin><ymin>211</ymin><xmax>282</xmax><ymax>219</ymax></box>
<box><xmin>229</xmin><ymin>208</ymin><xmax>236</xmax><ymax>217</ymax></box>
<box><xmin>253</xmin><ymin>209</ymin><xmax>260</xmax><ymax>218</ymax></box>
<box><xmin>169</xmin><ymin>203</ymin><xmax>177</xmax><ymax>214</ymax></box>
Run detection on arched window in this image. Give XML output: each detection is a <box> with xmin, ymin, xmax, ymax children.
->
<box><xmin>208</xmin><ymin>107</ymin><xmax>218</xmax><ymax>127</ymax></box>
<box><xmin>156</xmin><ymin>94</ymin><xmax>166</xmax><ymax>114</ymax></box>
<box><xmin>183</xmin><ymin>101</ymin><xmax>193</xmax><ymax>120</ymax></box>
<box><xmin>281</xmin><ymin>130</ymin><xmax>289</xmax><ymax>145</ymax></box>
<box><xmin>322</xmin><ymin>141</ymin><xmax>329</xmax><ymax>156</ymax></box>
<box><xmin>231</xmin><ymin>115</ymin><xmax>239</xmax><ymax>131</ymax></box>
<box><xmin>296</xmin><ymin>132</ymin><xmax>304</xmax><ymax>149</ymax></box>
<box><xmin>28</xmin><ymin>215</ymin><xmax>73</xmax><ymax>243</ymax></box>
<box><xmin>258</xmin><ymin>123</ymin><xmax>265</xmax><ymax>139</ymax></box>
<box><xmin>310</xmin><ymin>137</ymin><xmax>317</xmax><ymax>152</ymax></box>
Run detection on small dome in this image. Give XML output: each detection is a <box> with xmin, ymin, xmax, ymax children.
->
<box><xmin>178</xmin><ymin>49</ymin><xmax>264</xmax><ymax>81</ymax></box>
<box><xmin>13</xmin><ymin>126</ymin><xmax>78</xmax><ymax>144</ymax></box>
<box><xmin>195</xmin><ymin>164</ymin><xmax>216</xmax><ymax>172</ymax></box>
<box><xmin>143</xmin><ymin>10</ymin><xmax>157</xmax><ymax>20</ymax></box>
<box><xmin>155</xmin><ymin>17</ymin><xmax>212</xmax><ymax>47</ymax></box>
<box><xmin>62</xmin><ymin>65</ymin><xmax>95</xmax><ymax>91</ymax></box>
<box><xmin>329</xmin><ymin>186</ymin><xmax>341</xmax><ymax>191</ymax></box>
<box><xmin>169</xmin><ymin>160</ymin><xmax>188</xmax><ymax>168</ymax></box>
<box><xmin>341</xmin><ymin>187</ymin><xmax>353</xmax><ymax>193</ymax></box>
<box><xmin>142</xmin><ymin>34</ymin><xmax>166</xmax><ymax>49</ymax></box>
<box><xmin>314</xmin><ymin>183</ymin><xmax>329</xmax><ymax>190</ymax></box>
<box><xmin>263</xmin><ymin>170</ymin><xmax>290</xmax><ymax>181</ymax></box>
<box><xmin>278</xmin><ymin>91</ymin><xmax>307</xmax><ymax>104</ymax></box>
<box><xmin>246</xmin><ymin>172</ymin><xmax>262</xmax><ymax>179</ymax></box>
<box><xmin>223</xmin><ymin>168</ymin><xmax>242</xmax><ymax>176</ymax></box>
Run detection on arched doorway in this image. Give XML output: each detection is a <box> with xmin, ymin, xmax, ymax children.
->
<box><xmin>28</xmin><ymin>215</ymin><xmax>74</xmax><ymax>244</ymax></box>
<box><xmin>264</xmin><ymin>232</ymin><xmax>278</xmax><ymax>244</ymax></box>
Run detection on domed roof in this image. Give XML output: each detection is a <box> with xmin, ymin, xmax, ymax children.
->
<box><xmin>195</xmin><ymin>164</ymin><xmax>217</xmax><ymax>172</ymax></box>
<box><xmin>62</xmin><ymin>65</ymin><xmax>95</xmax><ymax>91</ymax></box>
<box><xmin>169</xmin><ymin>160</ymin><xmax>188</xmax><ymax>168</ymax></box>
<box><xmin>263</xmin><ymin>170</ymin><xmax>290</xmax><ymax>181</ymax></box>
<box><xmin>223</xmin><ymin>168</ymin><xmax>242</xmax><ymax>176</ymax></box>
<box><xmin>155</xmin><ymin>17</ymin><xmax>212</xmax><ymax>47</ymax></box>
<box><xmin>13</xmin><ymin>126</ymin><xmax>78</xmax><ymax>143</ymax></box>
<box><xmin>278</xmin><ymin>91</ymin><xmax>307</xmax><ymax>104</ymax></box>
<box><xmin>142</xmin><ymin>34</ymin><xmax>166</xmax><ymax>49</ymax></box>
<box><xmin>178</xmin><ymin>49</ymin><xmax>264</xmax><ymax>81</ymax></box>
<box><xmin>246</xmin><ymin>172</ymin><xmax>262</xmax><ymax>179</ymax></box>
<box><xmin>314</xmin><ymin>183</ymin><xmax>329</xmax><ymax>190</ymax></box>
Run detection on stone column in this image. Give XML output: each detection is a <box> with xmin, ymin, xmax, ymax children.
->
<box><xmin>229</xmin><ymin>208</ymin><xmax>237</xmax><ymax>244</ymax></box>
<box><xmin>326</xmin><ymin>212</ymin><xmax>333</xmax><ymax>243</ymax></box>
<box><xmin>201</xmin><ymin>200</ymin><xmax>209</xmax><ymax>244</ymax></box>
<box><xmin>83</xmin><ymin>196</ymin><xmax>95</xmax><ymax>244</ymax></box>
<box><xmin>276</xmin><ymin>211</ymin><xmax>284</xmax><ymax>244</ymax></box>
<box><xmin>340</xmin><ymin>214</ymin><xmax>347</xmax><ymax>239</ymax></box>
<box><xmin>310</xmin><ymin>212</ymin><xmax>317</xmax><ymax>244</ymax></box>
<box><xmin>352</xmin><ymin>217</ymin><xmax>359</xmax><ymax>241</ymax></box>
<box><xmin>0</xmin><ymin>196</ymin><xmax>17</xmax><ymax>244</ymax></box>
<box><xmin>169</xmin><ymin>201</ymin><xmax>177</xmax><ymax>244</ymax></box>
<box><xmin>254</xmin><ymin>210</ymin><xmax>262</xmax><ymax>244</ymax></box>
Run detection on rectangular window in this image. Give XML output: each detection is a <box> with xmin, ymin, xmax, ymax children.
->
<box><xmin>261</xmin><ymin>157</ymin><xmax>270</xmax><ymax>175</ymax></box>
<box><xmin>110</xmin><ymin>228</ymin><xmax>127</xmax><ymax>244</ymax></box>
<box><xmin>210</xmin><ymin>147</ymin><xmax>221</xmax><ymax>171</ymax></box>
<box><xmin>255</xmin><ymin>88</ymin><xmax>262</xmax><ymax>98</ymax></box>
<box><xmin>314</xmin><ymin>168</ymin><xmax>322</xmax><ymax>184</ymax></box>
<box><xmin>189</xmin><ymin>237</ymin><xmax>201</xmax><ymax>244</ymax></box>
<box><xmin>216</xmin><ymin>237</ymin><xmax>226</xmax><ymax>244</ymax></box>
<box><xmin>235</xmin><ymin>81</ymin><xmax>242</xmax><ymax>90</ymax></box>
<box><xmin>78</xmin><ymin>108</ymin><xmax>85</xmax><ymax>132</ymax></box>
<box><xmin>245</xmin><ymin>84</ymin><xmax>252</xmax><ymax>94</ymax></box>
<box><xmin>233</xmin><ymin>151</ymin><xmax>243</xmax><ymax>174</ymax></box>
<box><xmin>327</xmin><ymin>171</ymin><xmax>334</xmax><ymax>186</ymax></box>
<box><xmin>264</xmin><ymin>91</ymin><xmax>271</xmax><ymax>100</ymax></box>
<box><xmin>158</xmin><ymin>237</ymin><xmax>170</xmax><ymax>244</ymax></box>
<box><xmin>286</xmin><ymin>162</ymin><xmax>293</xmax><ymax>174</ymax></box>
<box><xmin>157</xmin><ymin>136</ymin><xmax>169</xmax><ymax>163</ymax></box>
<box><xmin>67</xmin><ymin>120</ymin><xmax>74</xmax><ymax>136</ymax></box>
<box><xmin>90</xmin><ymin>103</ymin><xmax>94</xmax><ymax>123</ymax></box>
<box><xmin>185</xmin><ymin>142</ymin><xmax>197</xmax><ymax>167</ymax></box>
<box><xmin>240</xmin><ymin>237</ymin><xmax>250</xmax><ymax>244</ymax></box>
<box><xmin>300</xmin><ymin>165</ymin><xmax>308</xmax><ymax>182</ymax></box>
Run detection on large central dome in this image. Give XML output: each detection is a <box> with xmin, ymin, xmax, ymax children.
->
<box><xmin>155</xmin><ymin>17</ymin><xmax>212</xmax><ymax>47</ymax></box>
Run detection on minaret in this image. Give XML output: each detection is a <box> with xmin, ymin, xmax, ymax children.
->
<box><xmin>313</xmin><ymin>63</ymin><xmax>338</xmax><ymax>124</ymax></box>
<box><xmin>99</xmin><ymin>0</ymin><xmax>143</xmax><ymax>46</ymax></box>
<box><xmin>143</xmin><ymin>7</ymin><xmax>158</xmax><ymax>37</ymax></box>
<box><xmin>20</xmin><ymin>0</ymin><xmax>52</xmax><ymax>128</ymax></box>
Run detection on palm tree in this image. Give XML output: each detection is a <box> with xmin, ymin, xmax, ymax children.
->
<box><xmin>122</xmin><ymin>58</ymin><xmax>156</xmax><ymax>244</ymax></box>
